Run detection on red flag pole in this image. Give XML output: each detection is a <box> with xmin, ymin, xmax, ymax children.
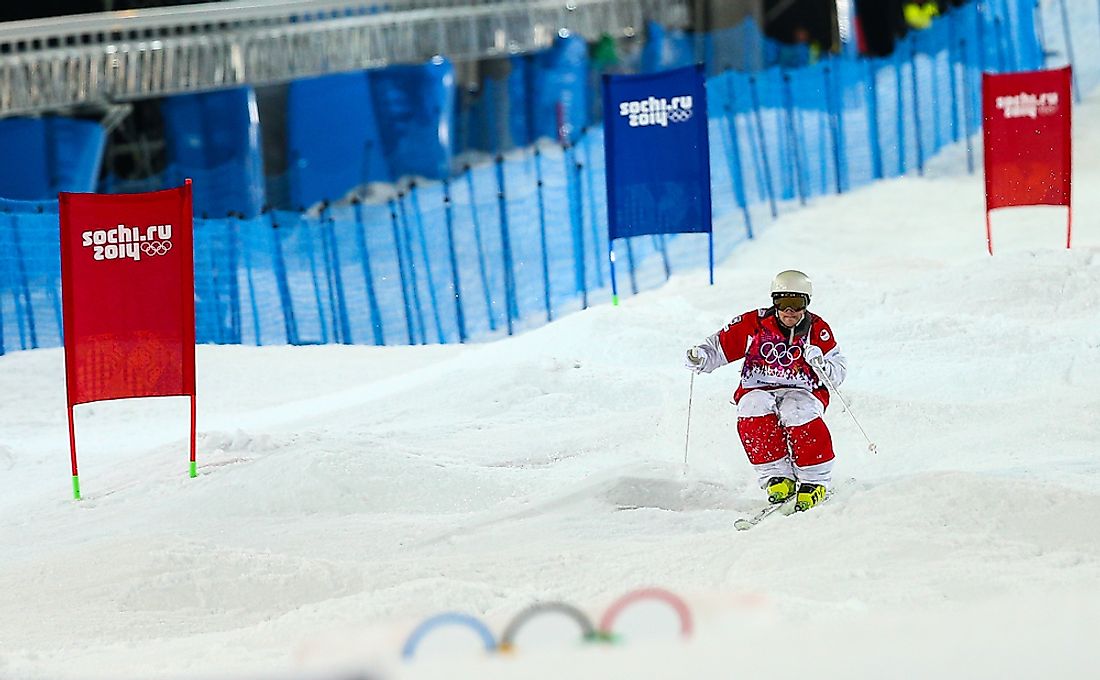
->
<box><xmin>67</xmin><ymin>405</ymin><xmax>80</xmax><ymax>500</ymax></box>
<box><xmin>189</xmin><ymin>395</ymin><xmax>197</xmax><ymax>478</ymax></box>
<box><xmin>183</xmin><ymin>179</ymin><xmax>198</xmax><ymax>479</ymax></box>
<box><xmin>985</xmin><ymin>210</ymin><xmax>994</xmax><ymax>256</ymax></box>
<box><xmin>1066</xmin><ymin>206</ymin><xmax>1073</xmax><ymax>249</ymax></box>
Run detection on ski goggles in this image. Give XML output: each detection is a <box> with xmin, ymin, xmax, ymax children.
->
<box><xmin>772</xmin><ymin>294</ymin><xmax>808</xmax><ymax>311</ymax></box>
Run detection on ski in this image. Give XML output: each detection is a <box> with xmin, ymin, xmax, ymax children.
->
<box><xmin>734</xmin><ymin>478</ymin><xmax>853</xmax><ymax>531</ymax></box>
<box><xmin>734</xmin><ymin>496</ymin><xmax>797</xmax><ymax>531</ymax></box>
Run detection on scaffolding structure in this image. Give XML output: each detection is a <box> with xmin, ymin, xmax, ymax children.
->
<box><xmin>0</xmin><ymin>0</ymin><xmax>689</xmax><ymax>117</ymax></box>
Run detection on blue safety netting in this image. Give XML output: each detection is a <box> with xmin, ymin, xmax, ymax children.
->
<box><xmin>1035</xmin><ymin>0</ymin><xmax>1100</xmax><ymax>99</ymax></box>
<box><xmin>0</xmin><ymin>206</ymin><xmax>62</xmax><ymax>354</ymax></box>
<box><xmin>0</xmin><ymin>1</ymin><xmax>1071</xmax><ymax>355</ymax></box>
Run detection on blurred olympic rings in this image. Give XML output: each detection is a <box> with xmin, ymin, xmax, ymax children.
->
<box><xmin>401</xmin><ymin>612</ymin><xmax>496</xmax><ymax>660</ymax></box>
<box><xmin>599</xmin><ymin>587</ymin><xmax>693</xmax><ymax>638</ymax></box>
<box><xmin>402</xmin><ymin>588</ymin><xmax>692</xmax><ymax>660</ymax></box>
<box><xmin>499</xmin><ymin>601</ymin><xmax>598</xmax><ymax>651</ymax></box>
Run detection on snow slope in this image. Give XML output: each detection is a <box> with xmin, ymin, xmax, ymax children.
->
<box><xmin>4</xmin><ymin>76</ymin><xmax>1100</xmax><ymax>680</ymax></box>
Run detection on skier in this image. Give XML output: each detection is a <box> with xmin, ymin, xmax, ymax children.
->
<box><xmin>684</xmin><ymin>270</ymin><xmax>847</xmax><ymax>511</ymax></box>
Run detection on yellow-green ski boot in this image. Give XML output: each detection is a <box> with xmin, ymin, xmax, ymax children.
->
<box><xmin>765</xmin><ymin>477</ymin><xmax>797</xmax><ymax>504</ymax></box>
<box><xmin>795</xmin><ymin>483</ymin><xmax>827</xmax><ymax>512</ymax></box>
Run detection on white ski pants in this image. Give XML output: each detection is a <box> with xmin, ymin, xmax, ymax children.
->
<box><xmin>736</xmin><ymin>388</ymin><xmax>834</xmax><ymax>488</ymax></box>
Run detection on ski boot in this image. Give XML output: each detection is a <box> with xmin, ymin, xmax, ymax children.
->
<box><xmin>765</xmin><ymin>477</ymin><xmax>797</xmax><ymax>504</ymax></box>
<box><xmin>795</xmin><ymin>483</ymin><xmax>827</xmax><ymax>512</ymax></box>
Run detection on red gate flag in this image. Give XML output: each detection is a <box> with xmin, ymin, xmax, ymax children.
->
<box><xmin>59</xmin><ymin>181</ymin><xmax>196</xmax><ymax>499</ymax></box>
<box><xmin>982</xmin><ymin>66</ymin><xmax>1072</xmax><ymax>255</ymax></box>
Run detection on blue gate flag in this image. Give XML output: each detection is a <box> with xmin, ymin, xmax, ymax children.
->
<box><xmin>602</xmin><ymin>64</ymin><xmax>712</xmax><ymax>241</ymax></box>
<box><xmin>602</xmin><ymin>64</ymin><xmax>713</xmax><ymax>301</ymax></box>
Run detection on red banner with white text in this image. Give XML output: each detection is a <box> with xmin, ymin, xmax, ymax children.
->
<box><xmin>982</xmin><ymin>67</ymin><xmax>1072</xmax><ymax>253</ymax></box>
<box><xmin>60</xmin><ymin>183</ymin><xmax>195</xmax><ymax>406</ymax></box>
<box><xmin>59</xmin><ymin>182</ymin><xmax>196</xmax><ymax>497</ymax></box>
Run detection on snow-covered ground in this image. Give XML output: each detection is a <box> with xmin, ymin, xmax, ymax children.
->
<box><xmin>5</xmin><ymin>72</ymin><xmax>1100</xmax><ymax>680</ymax></box>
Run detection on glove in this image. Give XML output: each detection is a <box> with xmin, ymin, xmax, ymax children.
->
<box><xmin>803</xmin><ymin>344</ymin><xmax>825</xmax><ymax>368</ymax></box>
<box><xmin>804</xmin><ymin>344</ymin><xmax>839</xmax><ymax>385</ymax></box>
<box><xmin>684</xmin><ymin>347</ymin><xmax>705</xmax><ymax>373</ymax></box>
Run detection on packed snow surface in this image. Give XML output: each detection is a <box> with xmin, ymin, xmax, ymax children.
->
<box><xmin>4</xmin><ymin>83</ymin><xmax>1100</xmax><ymax>680</ymax></box>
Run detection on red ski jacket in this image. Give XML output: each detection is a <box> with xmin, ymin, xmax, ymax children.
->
<box><xmin>691</xmin><ymin>307</ymin><xmax>846</xmax><ymax>406</ymax></box>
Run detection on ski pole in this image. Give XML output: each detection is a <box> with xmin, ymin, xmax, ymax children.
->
<box><xmin>812</xmin><ymin>360</ymin><xmax>878</xmax><ymax>454</ymax></box>
<box><xmin>682</xmin><ymin>372</ymin><xmax>695</xmax><ymax>474</ymax></box>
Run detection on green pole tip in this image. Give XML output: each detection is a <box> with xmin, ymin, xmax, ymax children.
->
<box><xmin>72</xmin><ymin>476</ymin><xmax>81</xmax><ymax>500</ymax></box>
<box><xmin>612</xmin><ymin>294</ymin><xmax>620</xmax><ymax>306</ymax></box>
<box><xmin>189</xmin><ymin>461</ymin><xmax>197</xmax><ymax>479</ymax></box>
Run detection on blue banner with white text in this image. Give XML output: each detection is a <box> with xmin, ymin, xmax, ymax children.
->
<box><xmin>602</xmin><ymin>64</ymin><xmax>712</xmax><ymax>241</ymax></box>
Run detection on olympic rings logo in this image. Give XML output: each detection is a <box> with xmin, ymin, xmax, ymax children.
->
<box><xmin>667</xmin><ymin>108</ymin><xmax>693</xmax><ymax>123</ymax></box>
<box><xmin>402</xmin><ymin>588</ymin><xmax>692</xmax><ymax>660</ymax></box>
<box><xmin>760</xmin><ymin>341</ymin><xmax>802</xmax><ymax>367</ymax></box>
<box><xmin>140</xmin><ymin>240</ymin><xmax>173</xmax><ymax>257</ymax></box>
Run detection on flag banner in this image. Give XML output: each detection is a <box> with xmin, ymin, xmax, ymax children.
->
<box><xmin>982</xmin><ymin>67</ymin><xmax>1072</xmax><ymax>212</ymax></box>
<box><xmin>602</xmin><ymin>64</ymin><xmax>712</xmax><ymax>241</ymax></box>
<box><xmin>60</xmin><ymin>183</ymin><xmax>196</xmax><ymax>406</ymax></box>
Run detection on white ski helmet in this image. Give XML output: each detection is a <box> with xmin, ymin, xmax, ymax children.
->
<box><xmin>771</xmin><ymin>269</ymin><xmax>813</xmax><ymax>299</ymax></box>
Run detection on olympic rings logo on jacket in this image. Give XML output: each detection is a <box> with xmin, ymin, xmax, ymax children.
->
<box><xmin>759</xmin><ymin>341</ymin><xmax>802</xmax><ymax>367</ymax></box>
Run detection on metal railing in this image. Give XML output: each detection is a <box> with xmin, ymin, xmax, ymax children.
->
<box><xmin>0</xmin><ymin>0</ymin><xmax>690</xmax><ymax>117</ymax></box>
